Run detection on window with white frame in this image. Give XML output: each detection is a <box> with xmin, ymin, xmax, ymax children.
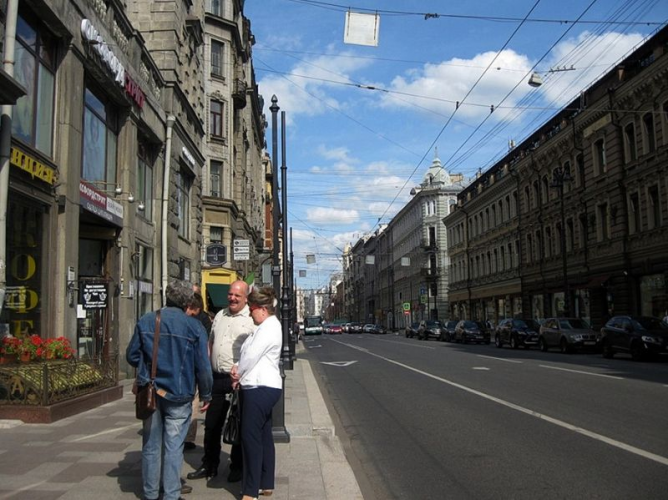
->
<box><xmin>210</xmin><ymin>100</ymin><xmax>224</xmax><ymax>138</ymax></box>
<box><xmin>82</xmin><ymin>86</ymin><xmax>118</xmax><ymax>186</ymax></box>
<box><xmin>12</xmin><ymin>12</ymin><xmax>56</xmax><ymax>156</ymax></box>
<box><xmin>211</xmin><ymin>40</ymin><xmax>224</xmax><ymax>78</ymax></box>
<box><xmin>137</xmin><ymin>142</ymin><xmax>153</xmax><ymax>219</ymax></box>
<box><xmin>176</xmin><ymin>168</ymin><xmax>192</xmax><ymax>238</ymax></box>
<box><xmin>210</xmin><ymin>160</ymin><xmax>223</xmax><ymax>197</ymax></box>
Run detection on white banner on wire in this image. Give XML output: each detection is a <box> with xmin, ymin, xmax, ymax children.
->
<box><xmin>344</xmin><ymin>11</ymin><xmax>380</xmax><ymax>47</ymax></box>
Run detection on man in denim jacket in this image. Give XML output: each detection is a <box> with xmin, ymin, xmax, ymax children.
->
<box><xmin>127</xmin><ymin>280</ymin><xmax>213</xmax><ymax>500</ymax></box>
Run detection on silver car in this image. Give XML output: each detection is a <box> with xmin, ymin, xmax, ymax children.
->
<box><xmin>539</xmin><ymin>317</ymin><xmax>600</xmax><ymax>353</ymax></box>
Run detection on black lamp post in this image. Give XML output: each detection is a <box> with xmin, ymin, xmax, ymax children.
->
<box><xmin>269</xmin><ymin>96</ymin><xmax>281</xmax><ymax>295</ymax></box>
<box><xmin>551</xmin><ymin>165</ymin><xmax>573</xmax><ymax>316</ymax></box>
<box><xmin>280</xmin><ymin>110</ymin><xmax>293</xmax><ymax>371</ymax></box>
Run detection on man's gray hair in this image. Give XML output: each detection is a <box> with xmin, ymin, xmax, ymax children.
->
<box><xmin>165</xmin><ymin>280</ymin><xmax>194</xmax><ymax>309</ymax></box>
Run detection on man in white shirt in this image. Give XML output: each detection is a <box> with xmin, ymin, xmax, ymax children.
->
<box><xmin>187</xmin><ymin>281</ymin><xmax>255</xmax><ymax>483</ymax></box>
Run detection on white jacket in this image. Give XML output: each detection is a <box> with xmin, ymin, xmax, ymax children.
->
<box><xmin>237</xmin><ymin>315</ymin><xmax>282</xmax><ymax>389</ymax></box>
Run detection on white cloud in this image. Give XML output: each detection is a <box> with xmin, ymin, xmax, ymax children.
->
<box><xmin>539</xmin><ymin>31</ymin><xmax>647</xmax><ymax>106</ymax></box>
<box><xmin>380</xmin><ymin>49</ymin><xmax>534</xmax><ymax>121</ymax></box>
<box><xmin>257</xmin><ymin>51</ymin><xmax>373</xmax><ymax>121</ymax></box>
<box><xmin>307</xmin><ymin>207</ymin><xmax>360</xmax><ymax>224</ymax></box>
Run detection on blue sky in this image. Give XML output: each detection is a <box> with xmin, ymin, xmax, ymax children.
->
<box><xmin>245</xmin><ymin>0</ymin><xmax>668</xmax><ymax>291</ymax></box>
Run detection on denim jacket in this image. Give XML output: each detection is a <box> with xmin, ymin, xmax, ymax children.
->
<box><xmin>126</xmin><ymin>307</ymin><xmax>213</xmax><ymax>404</ymax></box>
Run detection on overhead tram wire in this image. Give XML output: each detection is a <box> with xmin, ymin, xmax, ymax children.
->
<box><xmin>445</xmin><ymin>0</ymin><xmax>661</xmax><ymax>175</ymax></box>
<box><xmin>442</xmin><ymin>0</ymin><xmax>602</xmax><ymax>174</ymax></box>
<box><xmin>285</xmin><ymin>0</ymin><xmax>664</xmax><ymax>26</ymax></box>
<box><xmin>253</xmin><ymin>57</ymin><xmax>424</xmax><ymax>160</ymax></box>
<box><xmin>370</xmin><ymin>0</ymin><xmax>544</xmax><ymax>232</ymax></box>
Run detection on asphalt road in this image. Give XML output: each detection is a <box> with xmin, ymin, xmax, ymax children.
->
<box><xmin>302</xmin><ymin>333</ymin><xmax>668</xmax><ymax>500</ymax></box>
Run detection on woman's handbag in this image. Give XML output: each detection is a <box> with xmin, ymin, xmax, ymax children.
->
<box><xmin>222</xmin><ymin>388</ymin><xmax>241</xmax><ymax>445</ymax></box>
<box><xmin>135</xmin><ymin>310</ymin><xmax>161</xmax><ymax>420</ymax></box>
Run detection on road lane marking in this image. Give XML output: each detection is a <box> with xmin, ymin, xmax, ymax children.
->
<box><xmin>472</xmin><ymin>367</ymin><xmax>490</xmax><ymax>370</ymax></box>
<box><xmin>372</xmin><ymin>338</ymin><xmax>436</xmax><ymax>349</ymax></box>
<box><xmin>321</xmin><ymin>361</ymin><xmax>358</xmax><ymax>367</ymax></box>
<box><xmin>329</xmin><ymin>338</ymin><xmax>668</xmax><ymax>468</ymax></box>
<box><xmin>71</xmin><ymin>423</ymin><xmax>139</xmax><ymax>442</ymax></box>
<box><xmin>539</xmin><ymin>364</ymin><xmax>623</xmax><ymax>380</ymax></box>
<box><xmin>478</xmin><ymin>355</ymin><xmax>523</xmax><ymax>364</ymax></box>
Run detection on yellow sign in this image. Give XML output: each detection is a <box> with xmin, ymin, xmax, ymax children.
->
<box><xmin>10</xmin><ymin>147</ymin><xmax>58</xmax><ymax>185</ymax></box>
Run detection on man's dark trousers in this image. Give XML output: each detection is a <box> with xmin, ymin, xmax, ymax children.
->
<box><xmin>201</xmin><ymin>372</ymin><xmax>241</xmax><ymax>474</ymax></box>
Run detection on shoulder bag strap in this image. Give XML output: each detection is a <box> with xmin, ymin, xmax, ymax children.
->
<box><xmin>150</xmin><ymin>310</ymin><xmax>161</xmax><ymax>380</ymax></box>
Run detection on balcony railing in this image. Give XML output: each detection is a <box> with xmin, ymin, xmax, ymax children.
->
<box><xmin>232</xmin><ymin>79</ymin><xmax>247</xmax><ymax>108</ymax></box>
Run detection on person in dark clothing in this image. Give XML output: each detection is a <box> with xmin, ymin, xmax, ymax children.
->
<box><xmin>186</xmin><ymin>280</ymin><xmax>254</xmax><ymax>483</ymax></box>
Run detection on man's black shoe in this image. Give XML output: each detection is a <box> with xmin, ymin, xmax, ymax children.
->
<box><xmin>187</xmin><ymin>466</ymin><xmax>216</xmax><ymax>480</ymax></box>
<box><xmin>227</xmin><ymin>468</ymin><xmax>242</xmax><ymax>483</ymax></box>
<box><xmin>180</xmin><ymin>483</ymin><xmax>192</xmax><ymax>494</ymax></box>
<box><xmin>183</xmin><ymin>441</ymin><xmax>197</xmax><ymax>451</ymax></box>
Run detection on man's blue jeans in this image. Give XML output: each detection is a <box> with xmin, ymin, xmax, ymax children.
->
<box><xmin>142</xmin><ymin>396</ymin><xmax>192</xmax><ymax>500</ymax></box>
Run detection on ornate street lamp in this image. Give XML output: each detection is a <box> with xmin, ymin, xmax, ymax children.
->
<box><xmin>551</xmin><ymin>165</ymin><xmax>573</xmax><ymax>316</ymax></box>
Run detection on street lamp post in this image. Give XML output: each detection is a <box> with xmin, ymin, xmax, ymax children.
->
<box><xmin>269</xmin><ymin>96</ymin><xmax>281</xmax><ymax>296</ymax></box>
<box><xmin>551</xmin><ymin>165</ymin><xmax>572</xmax><ymax>316</ymax></box>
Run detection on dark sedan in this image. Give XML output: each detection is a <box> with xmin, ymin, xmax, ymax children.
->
<box><xmin>600</xmin><ymin>315</ymin><xmax>668</xmax><ymax>361</ymax></box>
<box><xmin>440</xmin><ymin>320</ymin><xmax>459</xmax><ymax>342</ymax></box>
<box><xmin>495</xmin><ymin>318</ymin><xmax>541</xmax><ymax>349</ymax></box>
<box><xmin>405</xmin><ymin>322</ymin><xmax>419</xmax><ymax>338</ymax></box>
<box><xmin>454</xmin><ymin>320</ymin><xmax>491</xmax><ymax>344</ymax></box>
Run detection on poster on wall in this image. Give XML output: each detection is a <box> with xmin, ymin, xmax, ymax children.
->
<box><xmin>81</xmin><ymin>283</ymin><xmax>108</xmax><ymax>309</ymax></box>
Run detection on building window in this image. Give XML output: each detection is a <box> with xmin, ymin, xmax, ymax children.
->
<box><xmin>210</xmin><ymin>100</ymin><xmax>224</xmax><ymax>138</ymax></box>
<box><xmin>535</xmin><ymin>230</ymin><xmax>542</xmax><ymax>260</ymax></box>
<box><xmin>526</xmin><ymin>234</ymin><xmax>533</xmax><ymax>263</ymax></box>
<box><xmin>623</xmin><ymin>123</ymin><xmax>637</xmax><ymax>163</ymax></box>
<box><xmin>210</xmin><ymin>226</ymin><xmax>223</xmax><ymax>244</ymax></box>
<box><xmin>135</xmin><ymin>243</ymin><xmax>154</xmax><ymax>319</ymax></box>
<box><xmin>593</xmin><ymin>139</ymin><xmax>606</xmax><ymax>175</ymax></box>
<box><xmin>545</xmin><ymin>226</ymin><xmax>552</xmax><ymax>258</ymax></box>
<box><xmin>176</xmin><ymin>168</ymin><xmax>192</xmax><ymax>238</ymax></box>
<box><xmin>598</xmin><ymin>203</ymin><xmax>609</xmax><ymax>241</ymax></box>
<box><xmin>562</xmin><ymin>161</ymin><xmax>572</xmax><ymax>193</ymax></box>
<box><xmin>210</xmin><ymin>160</ymin><xmax>223</xmax><ymax>197</ymax></box>
<box><xmin>82</xmin><ymin>86</ymin><xmax>118</xmax><ymax>185</ymax></box>
<box><xmin>533</xmin><ymin>181</ymin><xmax>540</xmax><ymax>207</ymax></box>
<box><xmin>211</xmin><ymin>40</ymin><xmax>224</xmax><ymax>78</ymax></box>
<box><xmin>629</xmin><ymin>192</ymin><xmax>640</xmax><ymax>234</ymax></box>
<box><xmin>542</xmin><ymin>176</ymin><xmax>550</xmax><ymax>203</ymax></box>
<box><xmin>208</xmin><ymin>0</ymin><xmax>224</xmax><ymax>17</ymax></box>
<box><xmin>12</xmin><ymin>12</ymin><xmax>56</xmax><ymax>156</ymax></box>
<box><xmin>648</xmin><ymin>185</ymin><xmax>660</xmax><ymax>229</ymax></box>
<box><xmin>137</xmin><ymin>142</ymin><xmax>153</xmax><ymax>219</ymax></box>
<box><xmin>642</xmin><ymin>112</ymin><xmax>656</xmax><ymax>154</ymax></box>
<box><xmin>579</xmin><ymin>214</ymin><xmax>588</xmax><ymax>248</ymax></box>
<box><xmin>524</xmin><ymin>186</ymin><xmax>530</xmax><ymax>212</ymax></box>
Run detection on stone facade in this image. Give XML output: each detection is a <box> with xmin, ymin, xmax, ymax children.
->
<box><xmin>445</xmin><ymin>25</ymin><xmax>668</xmax><ymax>329</ymax></box>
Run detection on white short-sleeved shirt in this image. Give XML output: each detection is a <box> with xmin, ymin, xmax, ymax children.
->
<box><xmin>209</xmin><ymin>305</ymin><xmax>255</xmax><ymax>373</ymax></box>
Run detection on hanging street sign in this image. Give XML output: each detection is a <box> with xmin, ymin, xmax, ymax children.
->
<box><xmin>402</xmin><ymin>302</ymin><xmax>410</xmax><ymax>311</ymax></box>
<box><xmin>205</xmin><ymin>244</ymin><xmax>227</xmax><ymax>265</ymax></box>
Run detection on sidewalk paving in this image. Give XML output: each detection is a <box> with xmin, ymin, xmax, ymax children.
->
<box><xmin>0</xmin><ymin>342</ymin><xmax>363</xmax><ymax>500</ymax></box>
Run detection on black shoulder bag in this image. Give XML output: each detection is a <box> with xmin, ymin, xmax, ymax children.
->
<box><xmin>222</xmin><ymin>388</ymin><xmax>241</xmax><ymax>445</ymax></box>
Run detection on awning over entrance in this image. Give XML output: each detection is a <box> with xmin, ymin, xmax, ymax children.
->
<box><xmin>207</xmin><ymin>283</ymin><xmax>230</xmax><ymax>310</ymax></box>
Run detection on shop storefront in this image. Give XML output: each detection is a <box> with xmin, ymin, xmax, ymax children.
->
<box><xmin>639</xmin><ymin>274</ymin><xmax>667</xmax><ymax>318</ymax></box>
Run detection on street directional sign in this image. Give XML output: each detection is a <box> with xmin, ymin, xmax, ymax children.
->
<box><xmin>233</xmin><ymin>239</ymin><xmax>250</xmax><ymax>260</ymax></box>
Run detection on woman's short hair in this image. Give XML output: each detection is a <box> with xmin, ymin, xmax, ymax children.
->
<box><xmin>248</xmin><ymin>286</ymin><xmax>277</xmax><ymax>315</ymax></box>
<box><xmin>165</xmin><ymin>280</ymin><xmax>194</xmax><ymax>309</ymax></box>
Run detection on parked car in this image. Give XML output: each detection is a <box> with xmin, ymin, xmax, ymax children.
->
<box><xmin>370</xmin><ymin>324</ymin><xmax>387</xmax><ymax>334</ymax></box>
<box><xmin>440</xmin><ymin>320</ymin><xmax>459</xmax><ymax>342</ymax></box>
<box><xmin>405</xmin><ymin>322</ymin><xmax>420</xmax><ymax>338</ymax></box>
<box><xmin>363</xmin><ymin>324</ymin><xmax>376</xmax><ymax>333</ymax></box>
<box><xmin>538</xmin><ymin>317</ymin><xmax>599</xmax><ymax>353</ymax></box>
<box><xmin>349</xmin><ymin>322</ymin><xmax>363</xmax><ymax>333</ymax></box>
<box><xmin>454</xmin><ymin>320</ymin><xmax>491</xmax><ymax>344</ymax></box>
<box><xmin>417</xmin><ymin>319</ymin><xmax>443</xmax><ymax>340</ymax></box>
<box><xmin>329</xmin><ymin>324</ymin><xmax>343</xmax><ymax>334</ymax></box>
<box><xmin>495</xmin><ymin>318</ymin><xmax>541</xmax><ymax>349</ymax></box>
<box><xmin>600</xmin><ymin>315</ymin><xmax>668</xmax><ymax>361</ymax></box>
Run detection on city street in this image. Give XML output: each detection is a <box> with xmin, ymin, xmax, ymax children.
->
<box><xmin>303</xmin><ymin>333</ymin><xmax>668</xmax><ymax>500</ymax></box>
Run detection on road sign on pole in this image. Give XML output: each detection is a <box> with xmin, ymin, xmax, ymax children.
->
<box><xmin>233</xmin><ymin>239</ymin><xmax>250</xmax><ymax>261</ymax></box>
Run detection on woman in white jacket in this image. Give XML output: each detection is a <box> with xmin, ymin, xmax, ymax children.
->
<box><xmin>231</xmin><ymin>286</ymin><xmax>282</xmax><ymax>500</ymax></box>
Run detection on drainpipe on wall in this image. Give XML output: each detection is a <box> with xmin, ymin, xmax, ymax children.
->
<box><xmin>161</xmin><ymin>115</ymin><xmax>176</xmax><ymax>305</ymax></box>
<box><xmin>0</xmin><ymin>0</ymin><xmax>20</xmax><ymax>320</ymax></box>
